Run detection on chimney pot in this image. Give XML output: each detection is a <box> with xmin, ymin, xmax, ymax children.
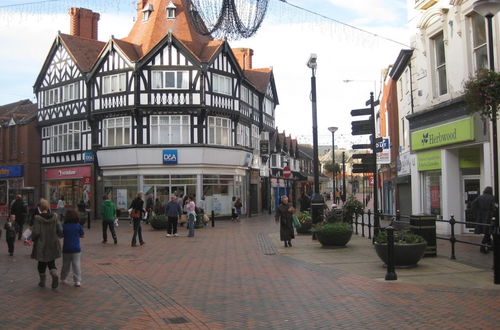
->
<box><xmin>69</xmin><ymin>7</ymin><xmax>100</xmax><ymax>40</ymax></box>
<box><xmin>233</xmin><ymin>48</ymin><xmax>254</xmax><ymax>71</ymax></box>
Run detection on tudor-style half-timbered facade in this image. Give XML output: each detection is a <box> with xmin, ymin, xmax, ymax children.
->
<box><xmin>34</xmin><ymin>0</ymin><xmax>279</xmax><ymax>217</ymax></box>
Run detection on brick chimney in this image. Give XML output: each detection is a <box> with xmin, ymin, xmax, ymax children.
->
<box><xmin>69</xmin><ymin>8</ymin><xmax>100</xmax><ymax>40</ymax></box>
<box><xmin>136</xmin><ymin>0</ymin><xmax>148</xmax><ymax>12</ymax></box>
<box><xmin>233</xmin><ymin>48</ymin><xmax>254</xmax><ymax>70</ymax></box>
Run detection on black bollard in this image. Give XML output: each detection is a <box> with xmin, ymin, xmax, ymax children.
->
<box><xmin>385</xmin><ymin>226</ymin><xmax>397</xmax><ymax>281</ymax></box>
<box><xmin>87</xmin><ymin>211</ymin><xmax>91</xmax><ymax>229</ymax></box>
<box><xmin>211</xmin><ymin>210</ymin><xmax>215</xmax><ymax>227</ymax></box>
<box><xmin>449</xmin><ymin>215</ymin><xmax>456</xmax><ymax>260</ymax></box>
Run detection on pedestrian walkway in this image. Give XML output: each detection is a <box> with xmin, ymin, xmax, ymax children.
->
<box><xmin>0</xmin><ymin>214</ymin><xmax>499</xmax><ymax>329</ymax></box>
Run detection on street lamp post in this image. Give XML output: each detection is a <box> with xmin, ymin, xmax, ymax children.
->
<box><xmin>328</xmin><ymin>127</ymin><xmax>338</xmax><ymax>204</ymax></box>
<box><xmin>307</xmin><ymin>54</ymin><xmax>324</xmax><ymax>227</ymax></box>
<box><xmin>473</xmin><ymin>0</ymin><xmax>500</xmax><ymax>284</ymax></box>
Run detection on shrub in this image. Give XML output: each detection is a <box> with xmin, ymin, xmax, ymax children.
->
<box><xmin>342</xmin><ymin>195</ymin><xmax>364</xmax><ymax>220</ymax></box>
<box><xmin>374</xmin><ymin>231</ymin><xmax>426</xmax><ymax>244</ymax></box>
<box><xmin>297</xmin><ymin>211</ymin><xmax>312</xmax><ymax>225</ymax></box>
<box><xmin>312</xmin><ymin>221</ymin><xmax>352</xmax><ymax>235</ymax></box>
<box><xmin>150</xmin><ymin>215</ymin><xmax>168</xmax><ymax>230</ymax></box>
<box><xmin>463</xmin><ymin>69</ymin><xmax>500</xmax><ymax>120</ymax></box>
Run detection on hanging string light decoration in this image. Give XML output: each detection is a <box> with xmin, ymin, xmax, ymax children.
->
<box><xmin>187</xmin><ymin>0</ymin><xmax>269</xmax><ymax>40</ymax></box>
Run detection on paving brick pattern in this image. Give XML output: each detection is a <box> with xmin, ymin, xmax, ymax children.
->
<box><xmin>0</xmin><ymin>215</ymin><xmax>499</xmax><ymax>329</ymax></box>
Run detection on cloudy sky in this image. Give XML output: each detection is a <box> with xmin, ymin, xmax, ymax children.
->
<box><xmin>0</xmin><ymin>0</ymin><xmax>409</xmax><ymax>148</ymax></box>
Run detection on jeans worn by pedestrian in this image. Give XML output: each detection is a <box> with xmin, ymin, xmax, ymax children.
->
<box><xmin>167</xmin><ymin>216</ymin><xmax>178</xmax><ymax>235</ymax></box>
<box><xmin>131</xmin><ymin>218</ymin><xmax>144</xmax><ymax>246</ymax></box>
<box><xmin>102</xmin><ymin>221</ymin><xmax>117</xmax><ymax>243</ymax></box>
<box><xmin>60</xmin><ymin>252</ymin><xmax>81</xmax><ymax>284</ymax></box>
<box><xmin>187</xmin><ymin>214</ymin><xmax>195</xmax><ymax>237</ymax></box>
<box><xmin>6</xmin><ymin>237</ymin><xmax>15</xmax><ymax>255</ymax></box>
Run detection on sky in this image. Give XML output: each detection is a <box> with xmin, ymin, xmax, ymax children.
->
<box><xmin>0</xmin><ymin>0</ymin><xmax>409</xmax><ymax>148</ymax></box>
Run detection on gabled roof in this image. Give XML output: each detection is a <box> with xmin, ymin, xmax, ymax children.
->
<box><xmin>59</xmin><ymin>33</ymin><xmax>106</xmax><ymax>71</ymax></box>
<box><xmin>244</xmin><ymin>68</ymin><xmax>272</xmax><ymax>94</ymax></box>
<box><xmin>122</xmin><ymin>0</ymin><xmax>213</xmax><ymax>61</ymax></box>
<box><xmin>0</xmin><ymin>100</ymin><xmax>38</xmax><ymax>126</ymax></box>
<box><xmin>113</xmin><ymin>38</ymin><xmax>141</xmax><ymax>63</ymax></box>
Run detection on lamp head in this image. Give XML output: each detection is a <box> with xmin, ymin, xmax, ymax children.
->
<box><xmin>473</xmin><ymin>0</ymin><xmax>500</xmax><ymax>17</ymax></box>
<box><xmin>328</xmin><ymin>127</ymin><xmax>338</xmax><ymax>133</ymax></box>
<box><xmin>307</xmin><ymin>53</ymin><xmax>317</xmax><ymax>69</ymax></box>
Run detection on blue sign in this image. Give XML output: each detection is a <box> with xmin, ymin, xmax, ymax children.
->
<box><xmin>0</xmin><ymin>165</ymin><xmax>23</xmax><ymax>178</ymax></box>
<box><xmin>163</xmin><ymin>150</ymin><xmax>178</xmax><ymax>165</ymax></box>
<box><xmin>84</xmin><ymin>152</ymin><xmax>94</xmax><ymax>163</ymax></box>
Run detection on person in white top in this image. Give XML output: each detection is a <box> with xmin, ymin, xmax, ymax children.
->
<box><xmin>56</xmin><ymin>196</ymin><xmax>66</xmax><ymax>221</ymax></box>
<box><xmin>186</xmin><ymin>197</ymin><xmax>196</xmax><ymax>237</ymax></box>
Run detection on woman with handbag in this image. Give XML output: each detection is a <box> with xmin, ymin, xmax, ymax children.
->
<box><xmin>275</xmin><ymin>195</ymin><xmax>295</xmax><ymax>247</ymax></box>
<box><xmin>129</xmin><ymin>192</ymin><xmax>145</xmax><ymax>247</ymax></box>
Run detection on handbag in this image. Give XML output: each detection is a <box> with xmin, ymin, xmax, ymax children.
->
<box><xmin>179</xmin><ymin>214</ymin><xmax>188</xmax><ymax>224</ymax></box>
<box><xmin>131</xmin><ymin>209</ymin><xmax>141</xmax><ymax>218</ymax></box>
<box><xmin>292</xmin><ymin>215</ymin><xmax>301</xmax><ymax>228</ymax></box>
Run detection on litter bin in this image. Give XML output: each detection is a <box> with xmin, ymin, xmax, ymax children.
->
<box><xmin>410</xmin><ymin>214</ymin><xmax>436</xmax><ymax>257</ymax></box>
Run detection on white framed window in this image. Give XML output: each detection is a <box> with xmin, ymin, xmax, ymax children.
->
<box><xmin>264</xmin><ymin>98</ymin><xmax>273</xmax><ymax>116</ymax></box>
<box><xmin>150</xmin><ymin>115</ymin><xmax>190</xmax><ymax>144</ymax></box>
<box><xmin>62</xmin><ymin>82</ymin><xmax>79</xmax><ymax>102</ymax></box>
<box><xmin>103</xmin><ymin>73</ymin><xmax>127</xmax><ymax>94</ymax></box>
<box><xmin>103</xmin><ymin>117</ymin><xmax>132</xmax><ymax>147</ymax></box>
<box><xmin>213</xmin><ymin>74</ymin><xmax>232</xmax><ymax>95</ymax></box>
<box><xmin>142</xmin><ymin>4</ymin><xmax>153</xmax><ymax>21</ymax></box>
<box><xmin>241</xmin><ymin>85</ymin><xmax>250</xmax><ymax>104</ymax></box>
<box><xmin>208</xmin><ymin>116</ymin><xmax>231</xmax><ymax>146</ymax></box>
<box><xmin>237</xmin><ymin>123</ymin><xmax>250</xmax><ymax>147</ymax></box>
<box><xmin>251</xmin><ymin>124</ymin><xmax>260</xmax><ymax>150</ymax></box>
<box><xmin>152</xmin><ymin>71</ymin><xmax>188</xmax><ymax>89</ymax></box>
<box><xmin>253</xmin><ymin>94</ymin><xmax>259</xmax><ymax>109</ymax></box>
<box><xmin>167</xmin><ymin>2</ymin><xmax>176</xmax><ymax>19</ymax></box>
<box><xmin>271</xmin><ymin>154</ymin><xmax>280</xmax><ymax>168</ymax></box>
<box><xmin>432</xmin><ymin>32</ymin><xmax>447</xmax><ymax>96</ymax></box>
<box><xmin>470</xmin><ymin>13</ymin><xmax>488</xmax><ymax>73</ymax></box>
<box><xmin>260</xmin><ymin>131</ymin><xmax>269</xmax><ymax>140</ymax></box>
<box><xmin>49</xmin><ymin>121</ymin><xmax>83</xmax><ymax>153</ymax></box>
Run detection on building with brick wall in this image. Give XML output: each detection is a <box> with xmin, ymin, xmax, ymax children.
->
<box><xmin>0</xmin><ymin>99</ymin><xmax>40</xmax><ymax>217</ymax></box>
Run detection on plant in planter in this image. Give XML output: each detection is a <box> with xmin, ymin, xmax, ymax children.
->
<box><xmin>324</xmin><ymin>207</ymin><xmax>344</xmax><ymax>223</ymax></box>
<box><xmin>311</xmin><ymin>221</ymin><xmax>353</xmax><ymax>247</ymax></box>
<box><xmin>374</xmin><ymin>231</ymin><xmax>427</xmax><ymax>267</ymax></box>
<box><xmin>150</xmin><ymin>215</ymin><xmax>168</xmax><ymax>230</ymax></box>
<box><xmin>342</xmin><ymin>195</ymin><xmax>364</xmax><ymax>222</ymax></box>
<box><xmin>464</xmin><ymin>69</ymin><xmax>500</xmax><ymax>119</ymax></box>
<box><xmin>296</xmin><ymin>211</ymin><xmax>312</xmax><ymax>234</ymax></box>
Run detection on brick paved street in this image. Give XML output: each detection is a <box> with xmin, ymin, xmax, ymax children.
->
<box><xmin>1</xmin><ymin>214</ymin><xmax>499</xmax><ymax>329</ymax></box>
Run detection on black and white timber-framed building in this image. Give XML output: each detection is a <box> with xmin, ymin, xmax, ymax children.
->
<box><xmin>33</xmin><ymin>0</ymin><xmax>279</xmax><ymax>217</ymax></box>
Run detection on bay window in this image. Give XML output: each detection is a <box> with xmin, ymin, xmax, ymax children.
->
<box><xmin>150</xmin><ymin>115</ymin><xmax>190</xmax><ymax>144</ymax></box>
<box><xmin>103</xmin><ymin>73</ymin><xmax>127</xmax><ymax>94</ymax></box>
<box><xmin>208</xmin><ymin>116</ymin><xmax>231</xmax><ymax>146</ymax></box>
<box><xmin>213</xmin><ymin>74</ymin><xmax>232</xmax><ymax>95</ymax></box>
<box><xmin>48</xmin><ymin>121</ymin><xmax>89</xmax><ymax>153</ymax></box>
<box><xmin>152</xmin><ymin>70</ymin><xmax>188</xmax><ymax>89</ymax></box>
<box><xmin>103</xmin><ymin>117</ymin><xmax>131</xmax><ymax>147</ymax></box>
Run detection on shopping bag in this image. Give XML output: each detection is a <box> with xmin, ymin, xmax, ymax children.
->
<box><xmin>21</xmin><ymin>228</ymin><xmax>32</xmax><ymax>240</ymax></box>
<box><xmin>292</xmin><ymin>215</ymin><xmax>301</xmax><ymax>229</ymax></box>
<box><xmin>179</xmin><ymin>214</ymin><xmax>188</xmax><ymax>224</ymax></box>
<box><xmin>114</xmin><ymin>219</ymin><xmax>119</xmax><ymax>227</ymax></box>
<box><xmin>203</xmin><ymin>214</ymin><xmax>210</xmax><ymax>224</ymax></box>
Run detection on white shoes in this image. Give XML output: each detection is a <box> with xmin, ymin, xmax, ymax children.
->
<box><xmin>61</xmin><ymin>279</ymin><xmax>70</xmax><ymax>285</ymax></box>
<box><xmin>74</xmin><ymin>282</ymin><xmax>81</xmax><ymax>287</ymax></box>
<box><xmin>166</xmin><ymin>234</ymin><xmax>172</xmax><ymax>237</ymax></box>
<box><xmin>173</xmin><ymin>233</ymin><xmax>178</xmax><ymax>237</ymax></box>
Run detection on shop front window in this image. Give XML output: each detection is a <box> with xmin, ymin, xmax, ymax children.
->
<box><xmin>202</xmin><ymin>175</ymin><xmax>243</xmax><ymax>216</ymax></box>
<box><xmin>46</xmin><ymin>179</ymin><xmax>83</xmax><ymax>209</ymax></box>
<box><xmin>143</xmin><ymin>175</ymin><xmax>196</xmax><ymax>207</ymax></box>
<box><xmin>104</xmin><ymin>176</ymin><xmax>138</xmax><ymax>216</ymax></box>
<box><xmin>423</xmin><ymin>170</ymin><xmax>442</xmax><ymax>216</ymax></box>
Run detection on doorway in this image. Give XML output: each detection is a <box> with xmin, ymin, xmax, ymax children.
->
<box><xmin>463</xmin><ymin>176</ymin><xmax>480</xmax><ymax>233</ymax></box>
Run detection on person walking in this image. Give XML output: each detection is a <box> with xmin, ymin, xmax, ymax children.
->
<box><xmin>4</xmin><ymin>214</ymin><xmax>17</xmax><ymax>256</ymax></box>
<box><xmin>101</xmin><ymin>195</ymin><xmax>117</xmax><ymax>244</ymax></box>
<box><xmin>153</xmin><ymin>198</ymin><xmax>163</xmax><ymax>217</ymax></box>
<box><xmin>234</xmin><ymin>198</ymin><xmax>243</xmax><ymax>221</ymax></box>
<box><xmin>56</xmin><ymin>196</ymin><xmax>66</xmax><ymax>221</ymax></box>
<box><xmin>275</xmin><ymin>195</ymin><xmax>295</xmax><ymax>248</ymax></box>
<box><xmin>129</xmin><ymin>192</ymin><xmax>145</xmax><ymax>247</ymax></box>
<box><xmin>60</xmin><ymin>209</ymin><xmax>84</xmax><ymax>287</ymax></box>
<box><xmin>31</xmin><ymin>199</ymin><xmax>63</xmax><ymax>289</ymax></box>
<box><xmin>165</xmin><ymin>195</ymin><xmax>182</xmax><ymax>237</ymax></box>
<box><xmin>10</xmin><ymin>194</ymin><xmax>27</xmax><ymax>240</ymax></box>
<box><xmin>231</xmin><ymin>196</ymin><xmax>238</xmax><ymax>222</ymax></box>
<box><xmin>186</xmin><ymin>197</ymin><xmax>196</xmax><ymax>237</ymax></box>
<box><xmin>472</xmin><ymin>186</ymin><xmax>496</xmax><ymax>253</ymax></box>
<box><xmin>145</xmin><ymin>193</ymin><xmax>154</xmax><ymax>224</ymax></box>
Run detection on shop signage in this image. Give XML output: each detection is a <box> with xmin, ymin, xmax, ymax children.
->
<box><xmin>45</xmin><ymin>166</ymin><xmax>92</xmax><ymax>180</ymax></box>
<box><xmin>83</xmin><ymin>152</ymin><xmax>94</xmax><ymax>163</ymax></box>
<box><xmin>397</xmin><ymin>152</ymin><xmax>414</xmax><ymax>176</ymax></box>
<box><xmin>82</xmin><ymin>177</ymin><xmax>91</xmax><ymax>185</ymax></box>
<box><xmin>283</xmin><ymin>166</ymin><xmax>291</xmax><ymax>179</ymax></box>
<box><xmin>0</xmin><ymin>165</ymin><xmax>23</xmax><ymax>178</ymax></box>
<box><xmin>368</xmin><ymin>174</ymin><xmax>374</xmax><ymax>187</ymax></box>
<box><xmin>376</xmin><ymin>137</ymin><xmax>391</xmax><ymax>164</ymax></box>
<box><xmin>162</xmin><ymin>149</ymin><xmax>178</xmax><ymax>165</ymax></box>
<box><xmin>459</xmin><ymin>148</ymin><xmax>480</xmax><ymax>168</ymax></box>
<box><xmin>260</xmin><ymin>140</ymin><xmax>269</xmax><ymax>155</ymax></box>
<box><xmin>417</xmin><ymin>150</ymin><xmax>441</xmax><ymax>171</ymax></box>
<box><xmin>411</xmin><ymin>117</ymin><xmax>474</xmax><ymax>151</ymax></box>
<box><xmin>243</xmin><ymin>153</ymin><xmax>252</xmax><ymax>167</ymax></box>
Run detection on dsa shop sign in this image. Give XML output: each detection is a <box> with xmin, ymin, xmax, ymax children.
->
<box><xmin>163</xmin><ymin>150</ymin><xmax>178</xmax><ymax>165</ymax></box>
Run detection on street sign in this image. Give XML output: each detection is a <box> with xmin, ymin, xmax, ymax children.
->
<box><xmin>351</xmin><ymin>117</ymin><xmax>374</xmax><ymax>135</ymax></box>
<box><xmin>370</xmin><ymin>136</ymin><xmax>383</xmax><ymax>144</ymax></box>
<box><xmin>352</xmin><ymin>144</ymin><xmax>372</xmax><ymax>150</ymax></box>
<box><xmin>350</xmin><ymin>108</ymin><xmax>372</xmax><ymax>116</ymax></box>
<box><xmin>366</xmin><ymin>99</ymin><xmax>380</xmax><ymax>106</ymax></box>
<box><xmin>352</xmin><ymin>153</ymin><xmax>375</xmax><ymax>162</ymax></box>
<box><xmin>352</xmin><ymin>163</ymin><xmax>374</xmax><ymax>173</ymax></box>
<box><xmin>283</xmin><ymin>166</ymin><xmax>291</xmax><ymax>179</ymax></box>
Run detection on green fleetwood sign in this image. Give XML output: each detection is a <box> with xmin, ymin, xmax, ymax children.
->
<box><xmin>411</xmin><ymin>117</ymin><xmax>475</xmax><ymax>151</ymax></box>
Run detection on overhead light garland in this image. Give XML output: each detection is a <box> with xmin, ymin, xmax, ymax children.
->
<box><xmin>187</xmin><ymin>0</ymin><xmax>270</xmax><ymax>40</ymax></box>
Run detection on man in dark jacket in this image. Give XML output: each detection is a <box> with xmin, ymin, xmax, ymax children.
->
<box><xmin>165</xmin><ymin>195</ymin><xmax>182</xmax><ymax>237</ymax></box>
<box><xmin>10</xmin><ymin>194</ymin><xmax>27</xmax><ymax>240</ymax></box>
<box><xmin>472</xmin><ymin>186</ymin><xmax>496</xmax><ymax>253</ymax></box>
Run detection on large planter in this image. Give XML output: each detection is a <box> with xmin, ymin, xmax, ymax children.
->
<box><xmin>374</xmin><ymin>242</ymin><xmax>427</xmax><ymax>267</ymax></box>
<box><xmin>296</xmin><ymin>222</ymin><xmax>312</xmax><ymax>234</ymax></box>
<box><xmin>150</xmin><ymin>216</ymin><xmax>168</xmax><ymax>230</ymax></box>
<box><xmin>316</xmin><ymin>229</ymin><xmax>353</xmax><ymax>247</ymax></box>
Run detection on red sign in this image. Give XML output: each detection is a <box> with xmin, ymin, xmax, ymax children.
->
<box><xmin>45</xmin><ymin>166</ymin><xmax>92</xmax><ymax>180</ymax></box>
<box><xmin>283</xmin><ymin>166</ymin><xmax>291</xmax><ymax>179</ymax></box>
<box><xmin>82</xmin><ymin>177</ymin><xmax>92</xmax><ymax>185</ymax></box>
<box><xmin>431</xmin><ymin>186</ymin><xmax>440</xmax><ymax>209</ymax></box>
<box><xmin>368</xmin><ymin>175</ymin><xmax>374</xmax><ymax>187</ymax></box>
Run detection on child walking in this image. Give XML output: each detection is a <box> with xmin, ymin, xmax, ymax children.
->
<box><xmin>60</xmin><ymin>209</ymin><xmax>84</xmax><ymax>287</ymax></box>
<box><xmin>4</xmin><ymin>214</ymin><xmax>17</xmax><ymax>256</ymax></box>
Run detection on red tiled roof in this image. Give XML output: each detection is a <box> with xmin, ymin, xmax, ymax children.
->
<box><xmin>113</xmin><ymin>38</ymin><xmax>141</xmax><ymax>62</ymax></box>
<box><xmin>122</xmin><ymin>0</ymin><xmax>213</xmax><ymax>61</ymax></box>
<box><xmin>0</xmin><ymin>100</ymin><xmax>38</xmax><ymax>125</ymax></box>
<box><xmin>59</xmin><ymin>33</ymin><xmax>106</xmax><ymax>71</ymax></box>
<box><xmin>244</xmin><ymin>68</ymin><xmax>271</xmax><ymax>93</ymax></box>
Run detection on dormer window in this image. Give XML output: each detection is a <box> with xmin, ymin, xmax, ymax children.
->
<box><xmin>167</xmin><ymin>1</ymin><xmax>176</xmax><ymax>19</ymax></box>
<box><xmin>142</xmin><ymin>4</ymin><xmax>153</xmax><ymax>22</ymax></box>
